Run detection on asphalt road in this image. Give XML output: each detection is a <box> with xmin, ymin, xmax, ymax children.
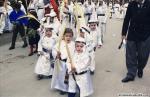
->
<box><xmin>0</xmin><ymin>32</ymin><xmax>12</xmax><ymax>47</ymax></box>
<box><xmin>0</xmin><ymin>18</ymin><xmax>150</xmax><ymax>97</ymax></box>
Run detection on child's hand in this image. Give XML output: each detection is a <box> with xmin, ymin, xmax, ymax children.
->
<box><xmin>71</xmin><ymin>66</ymin><xmax>76</xmax><ymax>73</ymax></box>
<box><xmin>56</xmin><ymin>51</ymin><xmax>61</xmax><ymax>59</ymax></box>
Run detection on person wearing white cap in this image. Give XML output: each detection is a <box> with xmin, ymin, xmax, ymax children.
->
<box><xmin>88</xmin><ymin>11</ymin><xmax>102</xmax><ymax>74</ymax></box>
<box><xmin>96</xmin><ymin>0</ymin><xmax>107</xmax><ymax>42</ymax></box>
<box><xmin>40</xmin><ymin>9</ymin><xmax>60</xmax><ymax>39</ymax></box>
<box><xmin>35</xmin><ymin>24</ymin><xmax>56</xmax><ymax>80</ymax></box>
<box><xmin>51</xmin><ymin>28</ymin><xmax>75</xmax><ymax>95</ymax></box>
<box><xmin>66</xmin><ymin>37</ymin><xmax>93</xmax><ymax>97</ymax></box>
<box><xmin>79</xmin><ymin>26</ymin><xmax>92</xmax><ymax>52</ymax></box>
<box><xmin>48</xmin><ymin>9</ymin><xmax>61</xmax><ymax>37</ymax></box>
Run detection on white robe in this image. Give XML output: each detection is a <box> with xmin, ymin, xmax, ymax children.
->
<box><xmin>96</xmin><ymin>4</ymin><xmax>107</xmax><ymax>36</ymax></box>
<box><xmin>84</xmin><ymin>3</ymin><xmax>95</xmax><ymax>24</ymax></box>
<box><xmin>66</xmin><ymin>51</ymin><xmax>93</xmax><ymax>97</ymax></box>
<box><xmin>51</xmin><ymin>19</ymin><xmax>61</xmax><ymax>36</ymax></box>
<box><xmin>35</xmin><ymin>36</ymin><xmax>56</xmax><ymax>76</ymax></box>
<box><xmin>21</xmin><ymin>4</ymin><xmax>26</xmax><ymax>14</ymax></box>
<box><xmin>88</xmin><ymin>28</ymin><xmax>102</xmax><ymax>71</ymax></box>
<box><xmin>67</xmin><ymin>2</ymin><xmax>74</xmax><ymax>28</ymax></box>
<box><xmin>113</xmin><ymin>4</ymin><xmax>120</xmax><ymax>18</ymax></box>
<box><xmin>36</xmin><ymin>0</ymin><xmax>45</xmax><ymax>20</ymax></box>
<box><xmin>51</xmin><ymin>40</ymin><xmax>75</xmax><ymax>92</ymax></box>
<box><xmin>0</xmin><ymin>7</ymin><xmax>6</xmax><ymax>34</ymax></box>
<box><xmin>96</xmin><ymin>5</ymin><xmax>107</xmax><ymax>23</ymax></box>
<box><xmin>4</xmin><ymin>5</ymin><xmax>13</xmax><ymax>31</ymax></box>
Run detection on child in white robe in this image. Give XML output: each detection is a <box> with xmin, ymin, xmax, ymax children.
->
<box><xmin>67</xmin><ymin>37</ymin><xmax>93</xmax><ymax>97</ymax></box>
<box><xmin>51</xmin><ymin>28</ymin><xmax>75</xmax><ymax>95</ymax></box>
<box><xmin>34</xmin><ymin>25</ymin><xmax>56</xmax><ymax>80</ymax></box>
<box><xmin>88</xmin><ymin>16</ymin><xmax>102</xmax><ymax>74</ymax></box>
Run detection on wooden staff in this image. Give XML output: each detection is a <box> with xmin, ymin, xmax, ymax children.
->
<box><xmin>0</xmin><ymin>13</ymin><xmax>3</xmax><ymax>28</ymax></box>
<box><xmin>65</xmin><ymin>40</ymin><xmax>75</xmax><ymax>74</ymax></box>
<box><xmin>4</xmin><ymin>0</ymin><xmax>8</xmax><ymax>14</ymax></box>
<box><xmin>55</xmin><ymin>0</ymin><xmax>67</xmax><ymax>71</ymax></box>
<box><xmin>56</xmin><ymin>22</ymin><xmax>66</xmax><ymax>71</ymax></box>
<box><xmin>74</xmin><ymin>2</ymin><xmax>86</xmax><ymax>35</ymax></box>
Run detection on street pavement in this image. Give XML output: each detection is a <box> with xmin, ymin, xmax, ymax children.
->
<box><xmin>0</xmin><ymin>18</ymin><xmax>150</xmax><ymax>97</ymax></box>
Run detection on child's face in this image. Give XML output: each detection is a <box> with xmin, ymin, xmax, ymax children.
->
<box><xmin>80</xmin><ymin>32</ymin><xmax>85</xmax><ymax>38</ymax></box>
<box><xmin>64</xmin><ymin>33</ymin><xmax>73</xmax><ymax>43</ymax></box>
<box><xmin>75</xmin><ymin>42</ymin><xmax>84</xmax><ymax>53</ymax></box>
<box><xmin>89</xmin><ymin>23</ymin><xmax>96</xmax><ymax>31</ymax></box>
<box><xmin>45</xmin><ymin>30</ymin><xmax>52</xmax><ymax>37</ymax></box>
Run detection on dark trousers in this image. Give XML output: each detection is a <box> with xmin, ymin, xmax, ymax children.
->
<box><xmin>126</xmin><ymin>36</ymin><xmax>150</xmax><ymax>77</ymax></box>
<box><xmin>68</xmin><ymin>93</ymin><xmax>76</xmax><ymax>97</ymax></box>
<box><xmin>11</xmin><ymin>24</ymin><xmax>27</xmax><ymax>47</ymax></box>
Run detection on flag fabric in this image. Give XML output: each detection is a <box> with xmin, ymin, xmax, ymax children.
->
<box><xmin>50</xmin><ymin>0</ymin><xmax>59</xmax><ymax>20</ymax></box>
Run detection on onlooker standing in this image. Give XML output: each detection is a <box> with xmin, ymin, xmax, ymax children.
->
<box><xmin>121</xmin><ymin>0</ymin><xmax>150</xmax><ymax>83</ymax></box>
<box><xmin>9</xmin><ymin>2</ymin><xmax>28</xmax><ymax>50</ymax></box>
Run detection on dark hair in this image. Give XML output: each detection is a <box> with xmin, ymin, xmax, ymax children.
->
<box><xmin>75</xmin><ymin>41</ymin><xmax>86</xmax><ymax>45</ymax></box>
<box><xmin>14</xmin><ymin>2</ymin><xmax>21</xmax><ymax>9</ymax></box>
<box><xmin>46</xmin><ymin>28</ymin><xmax>53</xmax><ymax>32</ymax></box>
<box><xmin>29</xmin><ymin>11</ymin><xmax>38</xmax><ymax>18</ymax></box>
<box><xmin>63</xmin><ymin>28</ymin><xmax>74</xmax><ymax>36</ymax></box>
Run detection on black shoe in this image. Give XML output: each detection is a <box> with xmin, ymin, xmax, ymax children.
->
<box><xmin>22</xmin><ymin>44</ymin><xmax>28</xmax><ymax>48</ymax></box>
<box><xmin>37</xmin><ymin>75</ymin><xmax>43</xmax><ymax>80</ymax></box>
<box><xmin>90</xmin><ymin>71</ymin><xmax>95</xmax><ymax>75</ymax></box>
<box><xmin>122</xmin><ymin>76</ymin><xmax>134</xmax><ymax>83</ymax></box>
<box><xmin>9</xmin><ymin>46</ymin><xmax>15</xmax><ymax>50</ymax></box>
<box><xmin>33</xmin><ymin>50</ymin><xmax>38</xmax><ymax>53</ymax></box>
<box><xmin>137</xmin><ymin>69</ymin><xmax>143</xmax><ymax>78</ymax></box>
<box><xmin>3</xmin><ymin>30</ymin><xmax>10</xmax><ymax>33</ymax></box>
<box><xmin>28</xmin><ymin>52</ymin><xmax>34</xmax><ymax>56</ymax></box>
<box><xmin>59</xmin><ymin>91</ymin><xmax>66</xmax><ymax>95</ymax></box>
<box><xmin>47</xmin><ymin>75</ymin><xmax>52</xmax><ymax>79</ymax></box>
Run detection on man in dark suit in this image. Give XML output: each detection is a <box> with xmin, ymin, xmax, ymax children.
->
<box><xmin>121</xmin><ymin>0</ymin><xmax>150</xmax><ymax>83</ymax></box>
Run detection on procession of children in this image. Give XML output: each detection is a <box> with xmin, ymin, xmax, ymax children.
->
<box><xmin>0</xmin><ymin>0</ymin><xmax>129</xmax><ymax>97</ymax></box>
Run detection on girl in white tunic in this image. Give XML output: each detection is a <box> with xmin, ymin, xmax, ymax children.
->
<box><xmin>96</xmin><ymin>0</ymin><xmax>107</xmax><ymax>42</ymax></box>
<box><xmin>67</xmin><ymin>37</ymin><xmax>93</xmax><ymax>97</ymax></box>
<box><xmin>51</xmin><ymin>28</ymin><xmax>75</xmax><ymax>95</ymax></box>
<box><xmin>35</xmin><ymin>26</ymin><xmax>56</xmax><ymax>80</ymax></box>
<box><xmin>87</xmin><ymin>14</ymin><xmax>102</xmax><ymax>74</ymax></box>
